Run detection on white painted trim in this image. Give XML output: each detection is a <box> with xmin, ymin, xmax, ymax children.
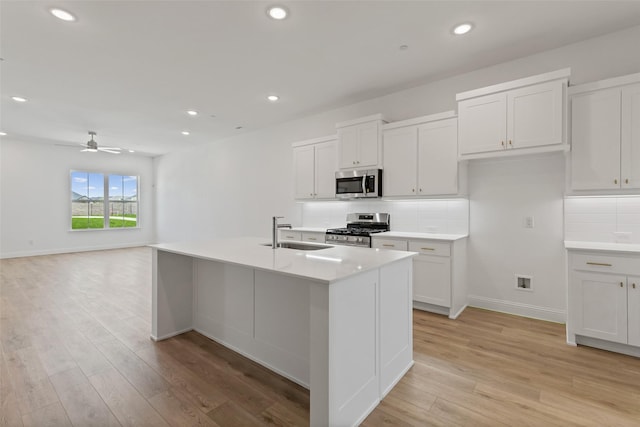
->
<box><xmin>382</xmin><ymin>111</ymin><xmax>456</xmax><ymax>130</ymax></box>
<box><xmin>413</xmin><ymin>301</ymin><xmax>449</xmax><ymax>316</ymax></box>
<box><xmin>456</xmin><ymin>68</ymin><xmax>571</xmax><ymax>101</ymax></box>
<box><xmin>576</xmin><ymin>335</ymin><xmax>640</xmax><ymax>358</ymax></box>
<box><xmin>336</xmin><ymin>113</ymin><xmax>386</xmax><ymax>129</ymax></box>
<box><xmin>468</xmin><ymin>295</ymin><xmax>566</xmax><ymax>323</ymax></box>
<box><xmin>449</xmin><ymin>303</ymin><xmax>468</xmax><ymax>320</ymax></box>
<box><xmin>0</xmin><ymin>242</ymin><xmax>153</xmax><ymax>259</ymax></box>
<box><xmin>568</xmin><ymin>72</ymin><xmax>640</xmax><ymax>95</ymax></box>
<box><xmin>291</xmin><ymin>134</ymin><xmax>337</xmax><ymax>148</ymax></box>
<box><xmin>458</xmin><ymin>143</ymin><xmax>570</xmax><ymax>161</ymax></box>
<box><xmin>150</xmin><ymin>327</ymin><xmax>194</xmax><ymax>342</ymax></box>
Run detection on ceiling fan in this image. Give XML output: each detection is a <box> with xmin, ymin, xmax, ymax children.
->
<box><xmin>81</xmin><ymin>131</ymin><xmax>121</xmax><ymax>154</ymax></box>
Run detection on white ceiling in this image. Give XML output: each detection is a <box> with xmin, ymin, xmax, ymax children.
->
<box><xmin>2</xmin><ymin>1</ymin><xmax>640</xmax><ymax>156</ymax></box>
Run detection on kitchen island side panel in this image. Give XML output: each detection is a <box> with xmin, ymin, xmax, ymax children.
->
<box><xmin>151</xmin><ymin>249</ymin><xmax>194</xmax><ymax>340</ymax></box>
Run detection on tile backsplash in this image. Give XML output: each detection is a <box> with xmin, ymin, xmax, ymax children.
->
<box><xmin>564</xmin><ymin>196</ymin><xmax>640</xmax><ymax>243</ymax></box>
<box><xmin>301</xmin><ymin>198</ymin><xmax>469</xmax><ymax>235</ymax></box>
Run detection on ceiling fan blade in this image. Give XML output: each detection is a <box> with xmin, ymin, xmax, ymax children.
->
<box><xmin>100</xmin><ymin>146</ymin><xmax>121</xmax><ymax>151</ymax></box>
<box><xmin>98</xmin><ymin>148</ymin><xmax>121</xmax><ymax>154</ymax></box>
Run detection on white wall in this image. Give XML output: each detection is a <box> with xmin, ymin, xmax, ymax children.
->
<box><xmin>466</xmin><ymin>153</ymin><xmax>567</xmax><ymax>321</ymax></box>
<box><xmin>0</xmin><ymin>138</ymin><xmax>155</xmax><ymax>258</ymax></box>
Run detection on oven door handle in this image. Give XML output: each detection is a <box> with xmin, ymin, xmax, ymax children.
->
<box><xmin>361</xmin><ymin>175</ymin><xmax>367</xmax><ymax>195</ymax></box>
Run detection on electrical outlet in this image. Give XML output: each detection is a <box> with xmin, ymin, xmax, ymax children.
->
<box><xmin>524</xmin><ymin>216</ymin><xmax>534</xmax><ymax>228</ymax></box>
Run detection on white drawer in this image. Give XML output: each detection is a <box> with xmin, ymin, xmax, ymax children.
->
<box><xmin>408</xmin><ymin>240</ymin><xmax>450</xmax><ymax>257</ymax></box>
<box><xmin>571</xmin><ymin>252</ymin><xmax>640</xmax><ymax>275</ymax></box>
<box><xmin>372</xmin><ymin>239</ymin><xmax>408</xmax><ymax>251</ymax></box>
<box><xmin>301</xmin><ymin>232</ymin><xmax>324</xmax><ymax>242</ymax></box>
<box><xmin>280</xmin><ymin>230</ymin><xmax>302</xmax><ymax>241</ymax></box>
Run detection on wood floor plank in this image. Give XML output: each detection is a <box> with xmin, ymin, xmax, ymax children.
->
<box><xmin>206</xmin><ymin>400</ymin><xmax>265</xmax><ymax>427</ymax></box>
<box><xmin>95</xmin><ymin>339</ymin><xmax>169</xmax><ymax>399</ymax></box>
<box><xmin>56</xmin><ymin>379</ymin><xmax>122</xmax><ymax>427</ymax></box>
<box><xmin>88</xmin><ymin>367</ymin><xmax>169</xmax><ymax>427</ymax></box>
<box><xmin>148</xmin><ymin>387</ymin><xmax>221</xmax><ymax>427</ymax></box>
<box><xmin>135</xmin><ymin>345</ymin><xmax>228</xmax><ymax>413</ymax></box>
<box><xmin>21</xmin><ymin>402</ymin><xmax>72</xmax><ymax>427</ymax></box>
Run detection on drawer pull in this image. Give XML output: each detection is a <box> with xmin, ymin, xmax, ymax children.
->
<box><xmin>586</xmin><ymin>262</ymin><xmax>612</xmax><ymax>267</ymax></box>
<box><xmin>307</xmin><ymin>237</ymin><xmax>316</xmax><ymax>241</ymax></box>
<box><xmin>633</xmin><ymin>283</ymin><xmax>637</xmax><ymax>289</ymax></box>
<box><xmin>382</xmin><ymin>244</ymin><xmax>395</xmax><ymax>247</ymax></box>
<box><xmin>421</xmin><ymin>247</ymin><xmax>435</xmax><ymax>251</ymax></box>
<box><xmin>620</xmin><ymin>282</ymin><xmax>624</xmax><ymax>288</ymax></box>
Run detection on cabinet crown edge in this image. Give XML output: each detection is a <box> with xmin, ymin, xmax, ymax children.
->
<box><xmin>456</xmin><ymin>68</ymin><xmax>571</xmax><ymax>101</ymax></box>
<box><xmin>336</xmin><ymin>113</ymin><xmax>386</xmax><ymax>129</ymax></box>
<box><xmin>291</xmin><ymin>134</ymin><xmax>337</xmax><ymax>148</ymax></box>
<box><xmin>568</xmin><ymin>72</ymin><xmax>640</xmax><ymax>96</ymax></box>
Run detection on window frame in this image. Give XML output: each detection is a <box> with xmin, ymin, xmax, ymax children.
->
<box><xmin>69</xmin><ymin>170</ymin><xmax>140</xmax><ymax>231</ymax></box>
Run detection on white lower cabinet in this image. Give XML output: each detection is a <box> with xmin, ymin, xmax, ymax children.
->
<box><xmin>301</xmin><ymin>231</ymin><xmax>325</xmax><ymax>243</ymax></box>
<box><xmin>568</xmin><ymin>250</ymin><xmax>640</xmax><ymax>354</ymax></box>
<box><xmin>372</xmin><ymin>236</ymin><xmax>467</xmax><ymax>319</ymax></box>
<box><xmin>279</xmin><ymin>230</ymin><xmax>302</xmax><ymax>241</ymax></box>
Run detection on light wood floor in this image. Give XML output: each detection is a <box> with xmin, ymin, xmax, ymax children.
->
<box><xmin>1</xmin><ymin>247</ymin><xmax>639</xmax><ymax>426</ymax></box>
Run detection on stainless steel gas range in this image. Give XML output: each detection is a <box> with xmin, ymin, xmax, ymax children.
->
<box><xmin>325</xmin><ymin>213</ymin><xmax>390</xmax><ymax>248</ymax></box>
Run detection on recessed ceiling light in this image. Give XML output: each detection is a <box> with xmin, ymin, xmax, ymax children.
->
<box><xmin>11</xmin><ymin>96</ymin><xmax>27</xmax><ymax>102</ymax></box>
<box><xmin>186</xmin><ymin>110</ymin><xmax>198</xmax><ymax>116</ymax></box>
<box><xmin>181</xmin><ymin>131</ymin><xmax>190</xmax><ymax>136</ymax></box>
<box><xmin>267</xmin><ymin>6</ymin><xmax>288</xmax><ymax>20</ymax></box>
<box><xmin>128</xmin><ymin>149</ymin><xmax>135</xmax><ymax>153</ymax></box>
<box><xmin>50</xmin><ymin>8</ymin><xmax>76</xmax><ymax>22</ymax></box>
<box><xmin>267</xmin><ymin>95</ymin><xmax>279</xmax><ymax>102</ymax></box>
<box><xmin>0</xmin><ymin>132</ymin><xmax>6</xmax><ymax>136</ymax></box>
<box><xmin>453</xmin><ymin>23</ymin><xmax>473</xmax><ymax>35</ymax></box>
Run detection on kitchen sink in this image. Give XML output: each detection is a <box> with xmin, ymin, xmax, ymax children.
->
<box><xmin>262</xmin><ymin>242</ymin><xmax>332</xmax><ymax>251</ymax></box>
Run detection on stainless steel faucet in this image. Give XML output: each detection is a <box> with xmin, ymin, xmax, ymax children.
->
<box><xmin>272</xmin><ymin>216</ymin><xmax>292</xmax><ymax>249</ymax></box>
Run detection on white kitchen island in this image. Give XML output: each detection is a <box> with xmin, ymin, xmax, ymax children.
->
<box><xmin>150</xmin><ymin>237</ymin><xmax>415</xmax><ymax>427</ymax></box>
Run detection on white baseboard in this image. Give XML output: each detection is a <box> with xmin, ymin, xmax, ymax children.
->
<box><xmin>0</xmin><ymin>242</ymin><xmax>152</xmax><ymax>259</ymax></box>
<box><xmin>468</xmin><ymin>295</ymin><xmax>566</xmax><ymax>323</ymax></box>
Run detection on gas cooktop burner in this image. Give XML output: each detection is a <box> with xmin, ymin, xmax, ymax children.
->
<box><xmin>325</xmin><ymin>213</ymin><xmax>390</xmax><ymax>247</ymax></box>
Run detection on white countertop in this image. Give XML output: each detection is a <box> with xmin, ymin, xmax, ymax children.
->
<box><xmin>564</xmin><ymin>241</ymin><xmax>640</xmax><ymax>254</ymax></box>
<box><xmin>374</xmin><ymin>231</ymin><xmax>469</xmax><ymax>241</ymax></box>
<box><xmin>150</xmin><ymin>237</ymin><xmax>416</xmax><ymax>284</ymax></box>
<box><xmin>289</xmin><ymin>227</ymin><xmax>330</xmax><ymax>233</ymax></box>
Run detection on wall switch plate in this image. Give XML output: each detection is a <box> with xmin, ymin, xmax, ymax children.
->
<box><xmin>524</xmin><ymin>216</ymin><xmax>534</xmax><ymax>228</ymax></box>
<box><xmin>613</xmin><ymin>232</ymin><xmax>632</xmax><ymax>243</ymax></box>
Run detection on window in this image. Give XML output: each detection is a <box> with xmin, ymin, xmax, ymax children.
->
<box><xmin>71</xmin><ymin>171</ymin><xmax>138</xmax><ymax>230</ymax></box>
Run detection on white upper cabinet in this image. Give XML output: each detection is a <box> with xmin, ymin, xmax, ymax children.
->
<box><xmin>337</xmin><ymin>114</ymin><xmax>385</xmax><ymax>169</ymax></box>
<box><xmin>383</xmin><ymin>112</ymin><xmax>459</xmax><ymax>197</ymax></box>
<box><xmin>293</xmin><ymin>136</ymin><xmax>337</xmax><ymax>200</ymax></box>
<box><xmin>457</xmin><ymin>69</ymin><xmax>569</xmax><ymax>160</ymax></box>
<box><xmin>569</xmin><ymin>73</ymin><xmax>640</xmax><ymax>191</ymax></box>
<box><xmin>458</xmin><ymin>93</ymin><xmax>506</xmax><ymax>155</ymax></box>
<box><xmin>621</xmin><ymin>83</ymin><xmax>640</xmax><ymax>189</ymax></box>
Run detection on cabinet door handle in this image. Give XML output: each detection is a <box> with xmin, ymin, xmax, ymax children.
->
<box><xmin>419</xmin><ymin>188</ymin><xmax>423</xmax><ymax>192</ymax></box>
<box><xmin>308</xmin><ymin>237</ymin><xmax>316</xmax><ymax>241</ymax></box>
<box><xmin>633</xmin><ymin>283</ymin><xmax>636</xmax><ymax>289</ymax></box>
<box><xmin>412</xmin><ymin>188</ymin><xmax>415</xmax><ymax>192</ymax></box>
<box><xmin>586</xmin><ymin>262</ymin><xmax>612</xmax><ymax>267</ymax></box>
<box><xmin>421</xmin><ymin>247</ymin><xmax>435</xmax><ymax>251</ymax></box>
<box><xmin>625</xmin><ymin>178</ymin><xmax>629</xmax><ymax>184</ymax></box>
<box><xmin>501</xmin><ymin>140</ymin><xmax>505</xmax><ymax>147</ymax></box>
<box><xmin>614</xmin><ymin>179</ymin><xmax>618</xmax><ymax>184</ymax></box>
<box><xmin>508</xmin><ymin>140</ymin><xmax>513</xmax><ymax>146</ymax></box>
<box><xmin>620</xmin><ymin>282</ymin><xmax>624</xmax><ymax>288</ymax></box>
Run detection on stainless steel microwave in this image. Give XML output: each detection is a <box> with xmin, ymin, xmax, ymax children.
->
<box><xmin>335</xmin><ymin>169</ymin><xmax>382</xmax><ymax>199</ymax></box>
